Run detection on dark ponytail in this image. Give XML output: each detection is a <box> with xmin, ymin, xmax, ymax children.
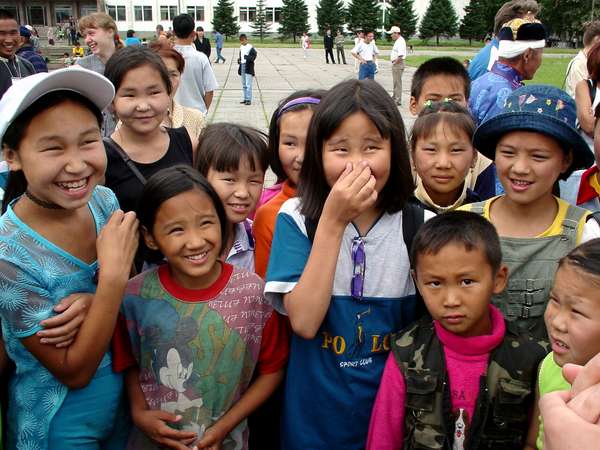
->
<box><xmin>1</xmin><ymin>90</ymin><xmax>102</xmax><ymax>213</ymax></box>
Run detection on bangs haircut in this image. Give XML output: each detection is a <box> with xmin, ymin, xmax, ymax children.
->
<box><xmin>410</xmin><ymin>211</ymin><xmax>502</xmax><ymax>274</ymax></box>
<box><xmin>299</xmin><ymin>79</ymin><xmax>413</xmax><ymax>220</ymax></box>
<box><xmin>196</xmin><ymin>123</ymin><xmax>269</xmax><ymax>176</ymax></box>
<box><xmin>149</xmin><ymin>40</ymin><xmax>185</xmax><ymax>73</ymax></box>
<box><xmin>268</xmin><ymin>89</ymin><xmax>327</xmax><ymax>182</ymax></box>
<box><xmin>104</xmin><ymin>46</ymin><xmax>172</xmax><ymax>95</ymax></box>
<box><xmin>138</xmin><ymin>165</ymin><xmax>229</xmax><ymax>255</ymax></box>
<box><xmin>559</xmin><ymin>238</ymin><xmax>600</xmax><ymax>286</ymax></box>
<box><xmin>410</xmin><ymin>57</ymin><xmax>470</xmax><ymax>101</ymax></box>
<box><xmin>410</xmin><ymin>100</ymin><xmax>476</xmax><ymax>151</ymax></box>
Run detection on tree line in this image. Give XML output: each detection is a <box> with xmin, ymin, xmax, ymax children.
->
<box><xmin>212</xmin><ymin>0</ymin><xmax>596</xmax><ymax>44</ymax></box>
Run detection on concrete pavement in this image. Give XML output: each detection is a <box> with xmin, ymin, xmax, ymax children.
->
<box><xmin>206</xmin><ymin>46</ymin><xmax>417</xmax><ymax>131</ymax></box>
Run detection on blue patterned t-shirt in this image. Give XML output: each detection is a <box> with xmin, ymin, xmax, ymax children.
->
<box><xmin>0</xmin><ymin>186</ymin><xmax>119</xmax><ymax>450</ymax></box>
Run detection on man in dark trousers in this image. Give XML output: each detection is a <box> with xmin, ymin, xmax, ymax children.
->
<box><xmin>324</xmin><ymin>28</ymin><xmax>335</xmax><ymax>64</ymax></box>
<box><xmin>194</xmin><ymin>26</ymin><xmax>211</xmax><ymax>59</ymax></box>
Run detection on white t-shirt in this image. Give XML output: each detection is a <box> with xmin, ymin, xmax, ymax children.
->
<box><xmin>173</xmin><ymin>44</ymin><xmax>218</xmax><ymax>113</ymax></box>
<box><xmin>240</xmin><ymin>43</ymin><xmax>253</xmax><ymax>63</ymax></box>
<box><xmin>352</xmin><ymin>41</ymin><xmax>379</xmax><ymax>61</ymax></box>
<box><xmin>390</xmin><ymin>36</ymin><xmax>406</xmax><ymax>63</ymax></box>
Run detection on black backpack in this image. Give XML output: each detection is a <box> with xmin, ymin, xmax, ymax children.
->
<box><xmin>304</xmin><ymin>203</ymin><xmax>429</xmax><ymax>320</ymax></box>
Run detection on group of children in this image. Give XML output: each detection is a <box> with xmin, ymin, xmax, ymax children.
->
<box><xmin>0</xmin><ymin>45</ymin><xmax>600</xmax><ymax>450</ymax></box>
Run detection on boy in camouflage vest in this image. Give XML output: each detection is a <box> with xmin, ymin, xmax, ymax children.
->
<box><xmin>367</xmin><ymin>211</ymin><xmax>547</xmax><ymax>450</ymax></box>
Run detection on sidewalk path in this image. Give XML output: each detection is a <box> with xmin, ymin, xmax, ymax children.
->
<box><xmin>207</xmin><ymin>47</ymin><xmax>417</xmax><ymax>131</ymax></box>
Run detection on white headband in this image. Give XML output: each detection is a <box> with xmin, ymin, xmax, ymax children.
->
<box><xmin>498</xmin><ymin>39</ymin><xmax>545</xmax><ymax>58</ymax></box>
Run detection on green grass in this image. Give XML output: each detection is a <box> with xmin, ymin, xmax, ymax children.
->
<box><xmin>405</xmin><ymin>55</ymin><xmax>571</xmax><ymax>88</ymax></box>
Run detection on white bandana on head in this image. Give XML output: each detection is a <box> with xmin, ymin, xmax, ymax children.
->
<box><xmin>498</xmin><ymin>39</ymin><xmax>545</xmax><ymax>58</ymax></box>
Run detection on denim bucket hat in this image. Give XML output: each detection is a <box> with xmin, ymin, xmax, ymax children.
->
<box><xmin>473</xmin><ymin>84</ymin><xmax>594</xmax><ymax>179</ymax></box>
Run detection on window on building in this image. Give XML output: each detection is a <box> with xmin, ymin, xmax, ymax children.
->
<box><xmin>134</xmin><ymin>5</ymin><xmax>153</xmax><ymax>21</ymax></box>
<box><xmin>27</xmin><ymin>5</ymin><xmax>47</xmax><ymax>25</ymax></box>
<box><xmin>187</xmin><ymin>5</ymin><xmax>205</xmax><ymax>22</ymax></box>
<box><xmin>265</xmin><ymin>7</ymin><xmax>282</xmax><ymax>22</ymax></box>
<box><xmin>160</xmin><ymin>5</ymin><xmax>178</xmax><ymax>20</ymax></box>
<box><xmin>239</xmin><ymin>6</ymin><xmax>256</xmax><ymax>22</ymax></box>
<box><xmin>55</xmin><ymin>5</ymin><xmax>72</xmax><ymax>24</ymax></box>
<box><xmin>107</xmin><ymin>5</ymin><xmax>126</xmax><ymax>21</ymax></box>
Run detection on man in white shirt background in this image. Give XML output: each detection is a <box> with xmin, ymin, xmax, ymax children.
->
<box><xmin>351</xmin><ymin>31</ymin><xmax>379</xmax><ymax>80</ymax></box>
<box><xmin>172</xmin><ymin>13</ymin><xmax>218</xmax><ymax>114</ymax></box>
<box><xmin>388</xmin><ymin>26</ymin><xmax>406</xmax><ymax>105</ymax></box>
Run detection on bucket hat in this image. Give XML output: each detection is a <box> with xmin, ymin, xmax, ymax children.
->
<box><xmin>0</xmin><ymin>67</ymin><xmax>115</xmax><ymax>144</ymax></box>
<box><xmin>473</xmin><ymin>84</ymin><xmax>593</xmax><ymax>179</ymax></box>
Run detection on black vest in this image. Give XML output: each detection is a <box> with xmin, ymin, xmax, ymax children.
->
<box><xmin>393</xmin><ymin>316</ymin><xmax>548</xmax><ymax>450</ymax></box>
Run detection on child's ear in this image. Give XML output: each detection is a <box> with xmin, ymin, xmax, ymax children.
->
<box><xmin>3</xmin><ymin>146</ymin><xmax>22</xmax><ymax>172</ymax></box>
<box><xmin>141</xmin><ymin>226</ymin><xmax>159</xmax><ymax>251</ymax></box>
<box><xmin>409</xmin><ymin>96</ymin><xmax>419</xmax><ymax>116</ymax></box>
<box><xmin>493</xmin><ymin>264</ymin><xmax>509</xmax><ymax>295</ymax></box>
<box><xmin>561</xmin><ymin>149</ymin><xmax>574</xmax><ymax>174</ymax></box>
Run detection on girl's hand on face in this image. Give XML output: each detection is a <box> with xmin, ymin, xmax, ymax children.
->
<box><xmin>96</xmin><ymin>210</ymin><xmax>139</xmax><ymax>284</ymax></box>
<box><xmin>323</xmin><ymin>161</ymin><xmax>378</xmax><ymax>226</ymax></box>
<box><xmin>133</xmin><ymin>409</ymin><xmax>197</xmax><ymax>450</ymax></box>
<box><xmin>37</xmin><ymin>293</ymin><xmax>93</xmax><ymax>347</ymax></box>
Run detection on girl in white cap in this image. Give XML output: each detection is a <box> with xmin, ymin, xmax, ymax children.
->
<box><xmin>0</xmin><ymin>68</ymin><xmax>138</xmax><ymax>449</ymax></box>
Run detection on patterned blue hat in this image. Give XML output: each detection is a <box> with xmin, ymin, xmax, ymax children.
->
<box><xmin>473</xmin><ymin>84</ymin><xmax>593</xmax><ymax>179</ymax></box>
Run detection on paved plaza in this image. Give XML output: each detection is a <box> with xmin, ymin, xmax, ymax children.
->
<box><xmin>206</xmin><ymin>46</ymin><xmax>417</xmax><ymax>131</ymax></box>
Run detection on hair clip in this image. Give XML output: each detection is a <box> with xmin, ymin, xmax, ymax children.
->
<box><xmin>276</xmin><ymin>97</ymin><xmax>321</xmax><ymax>120</ymax></box>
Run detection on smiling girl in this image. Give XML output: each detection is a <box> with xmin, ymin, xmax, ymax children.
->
<box><xmin>196</xmin><ymin>123</ymin><xmax>269</xmax><ymax>271</ymax></box>
<box><xmin>461</xmin><ymin>85</ymin><xmax>600</xmax><ymax>339</ymax></box>
<box><xmin>0</xmin><ymin>68</ymin><xmax>138</xmax><ymax>449</ymax></box>
<box><xmin>103</xmin><ymin>46</ymin><xmax>196</xmax><ymax>216</ymax></box>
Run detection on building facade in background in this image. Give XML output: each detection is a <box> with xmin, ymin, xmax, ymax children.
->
<box><xmin>5</xmin><ymin>0</ymin><xmax>467</xmax><ymax>34</ymax></box>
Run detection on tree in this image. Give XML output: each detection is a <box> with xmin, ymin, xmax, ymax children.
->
<box><xmin>251</xmin><ymin>0</ymin><xmax>270</xmax><ymax>42</ymax></box>
<box><xmin>212</xmin><ymin>0</ymin><xmax>239</xmax><ymax>39</ymax></box>
<box><xmin>419</xmin><ymin>0</ymin><xmax>459</xmax><ymax>45</ymax></box>
<box><xmin>316</xmin><ymin>0</ymin><xmax>346</xmax><ymax>35</ymax></box>
<box><xmin>387</xmin><ymin>0</ymin><xmax>417</xmax><ymax>38</ymax></box>
<box><xmin>279</xmin><ymin>0</ymin><xmax>309</xmax><ymax>42</ymax></box>
<box><xmin>346</xmin><ymin>0</ymin><xmax>379</xmax><ymax>33</ymax></box>
<box><xmin>459</xmin><ymin>0</ymin><xmax>488</xmax><ymax>45</ymax></box>
<box><xmin>539</xmin><ymin>0</ymin><xmax>594</xmax><ymax>41</ymax></box>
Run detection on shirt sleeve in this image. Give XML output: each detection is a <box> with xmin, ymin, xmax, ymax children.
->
<box><xmin>112</xmin><ymin>312</ymin><xmax>137</xmax><ymax>373</ymax></box>
<box><xmin>264</xmin><ymin>203</ymin><xmax>311</xmax><ymax>314</ymax></box>
<box><xmin>202</xmin><ymin>57</ymin><xmax>219</xmax><ymax>92</ymax></box>
<box><xmin>351</xmin><ymin>43</ymin><xmax>360</xmax><ymax>54</ymax></box>
<box><xmin>398</xmin><ymin>38</ymin><xmax>407</xmax><ymax>58</ymax></box>
<box><xmin>580</xmin><ymin>215</ymin><xmax>600</xmax><ymax>243</ymax></box>
<box><xmin>0</xmin><ymin>256</ymin><xmax>53</xmax><ymax>338</ymax></box>
<box><xmin>256</xmin><ymin>311</ymin><xmax>290</xmax><ymax>374</ymax></box>
<box><xmin>253</xmin><ymin>204</ymin><xmax>274</xmax><ymax>280</ymax></box>
<box><xmin>373</xmin><ymin>43</ymin><xmax>380</xmax><ymax>55</ymax></box>
<box><xmin>366</xmin><ymin>352</ymin><xmax>406</xmax><ymax>450</ymax></box>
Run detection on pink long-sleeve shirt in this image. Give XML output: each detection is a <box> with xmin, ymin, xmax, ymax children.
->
<box><xmin>366</xmin><ymin>305</ymin><xmax>506</xmax><ymax>450</ymax></box>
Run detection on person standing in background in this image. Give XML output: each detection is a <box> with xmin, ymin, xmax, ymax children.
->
<box><xmin>324</xmin><ymin>28</ymin><xmax>335</xmax><ymax>64</ymax></box>
<box><xmin>565</xmin><ymin>21</ymin><xmax>600</xmax><ymax>97</ymax></box>
<box><xmin>388</xmin><ymin>26</ymin><xmax>406</xmax><ymax>105</ymax></box>
<box><xmin>16</xmin><ymin>26</ymin><xmax>48</xmax><ymax>72</ymax></box>
<box><xmin>47</xmin><ymin>25</ymin><xmax>55</xmax><ymax>45</ymax></box>
<box><xmin>238</xmin><ymin>33</ymin><xmax>257</xmax><ymax>105</ymax></box>
<box><xmin>351</xmin><ymin>30</ymin><xmax>378</xmax><ymax>80</ymax></box>
<box><xmin>0</xmin><ymin>9</ymin><xmax>35</xmax><ymax>99</ymax></box>
<box><xmin>194</xmin><ymin>26</ymin><xmax>211</xmax><ymax>59</ymax></box>
<box><xmin>124</xmin><ymin>29</ymin><xmax>141</xmax><ymax>46</ymax></box>
<box><xmin>172</xmin><ymin>14</ymin><xmax>218</xmax><ymax>113</ymax></box>
<box><xmin>354</xmin><ymin>29</ymin><xmax>364</xmax><ymax>72</ymax></box>
<box><xmin>213</xmin><ymin>29</ymin><xmax>226</xmax><ymax>63</ymax></box>
<box><xmin>301</xmin><ymin>32</ymin><xmax>310</xmax><ymax>59</ymax></box>
<box><xmin>335</xmin><ymin>29</ymin><xmax>346</xmax><ymax>64</ymax></box>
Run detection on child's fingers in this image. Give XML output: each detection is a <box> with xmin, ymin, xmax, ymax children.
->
<box><xmin>566</xmin><ymin>384</ymin><xmax>600</xmax><ymax>424</ymax></box>
<box><xmin>40</xmin><ymin>329</ymin><xmax>78</xmax><ymax>345</ymax></box>
<box><xmin>356</xmin><ymin>175</ymin><xmax>377</xmax><ymax>201</ymax></box>
<box><xmin>348</xmin><ymin>163</ymin><xmax>372</xmax><ymax>192</ymax></box>
<box><xmin>39</xmin><ymin>314</ymin><xmax>84</xmax><ymax>339</ymax></box>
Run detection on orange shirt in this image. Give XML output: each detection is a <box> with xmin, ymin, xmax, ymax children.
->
<box><xmin>253</xmin><ymin>180</ymin><xmax>296</xmax><ymax>279</ymax></box>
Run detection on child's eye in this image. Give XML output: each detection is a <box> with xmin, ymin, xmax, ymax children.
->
<box><xmin>426</xmin><ymin>281</ymin><xmax>441</xmax><ymax>287</ymax></box>
<box><xmin>461</xmin><ymin>279</ymin><xmax>474</xmax><ymax>286</ymax></box>
<box><xmin>284</xmin><ymin>141</ymin><xmax>296</xmax><ymax>147</ymax></box>
<box><xmin>532</xmin><ymin>154</ymin><xmax>548</xmax><ymax>161</ymax></box>
<box><xmin>498</xmin><ymin>149</ymin><xmax>514</xmax><ymax>157</ymax></box>
<box><xmin>451</xmin><ymin>147</ymin><xmax>466</xmax><ymax>153</ymax></box>
<box><xmin>168</xmin><ymin>227</ymin><xmax>184</xmax><ymax>234</ymax></box>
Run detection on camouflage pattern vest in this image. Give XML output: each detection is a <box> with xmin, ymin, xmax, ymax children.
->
<box><xmin>392</xmin><ymin>317</ymin><xmax>548</xmax><ymax>450</ymax></box>
<box><xmin>470</xmin><ymin>201</ymin><xmax>587</xmax><ymax>339</ymax></box>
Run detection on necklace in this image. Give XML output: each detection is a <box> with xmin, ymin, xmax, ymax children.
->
<box><xmin>25</xmin><ymin>190</ymin><xmax>64</xmax><ymax>210</ymax></box>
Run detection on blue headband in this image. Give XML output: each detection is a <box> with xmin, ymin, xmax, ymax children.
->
<box><xmin>276</xmin><ymin>96</ymin><xmax>321</xmax><ymax>120</ymax></box>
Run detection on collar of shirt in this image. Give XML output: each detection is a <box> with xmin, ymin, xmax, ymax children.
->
<box><xmin>227</xmin><ymin>219</ymin><xmax>254</xmax><ymax>260</ymax></box>
<box><xmin>490</xmin><ymin>61</ymin><xmax>524</xmax><ymax>89</ymax></box>
<box><xmin>577</xmin><ymin>164</ymin><xmax>600</xmax><ymax>205</ymax></box>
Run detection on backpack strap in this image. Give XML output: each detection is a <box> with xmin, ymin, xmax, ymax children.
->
<box><xmin>402</xmin><ymin>203</ymin><xmax>428</xmax><ymax>320</ymax></box>
<box><xmin>104</xmin><ymin>137</ymin><xmax>147</xmax><ymax>185</ymax></box>
<box><xmin>588</xmin><ymin>79</ymin><xmax>597</xmax><ymax>106</ymax></box>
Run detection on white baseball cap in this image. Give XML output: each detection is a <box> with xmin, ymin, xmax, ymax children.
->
<box><xmin>387</xmin><ymin>26</ymin><xmax>401</xmax><ymax>34</ymax></box>
<box><xmin>0</xmin><ymin>67</ymin><xmax>114</xmax><ymax>144</ymax></box>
